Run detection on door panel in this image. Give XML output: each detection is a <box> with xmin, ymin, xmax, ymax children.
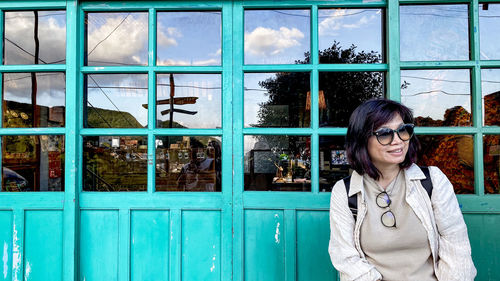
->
<box><xmin>80</xmin><ymin>210</ymin><xmax>119</xmax><ymax>281</ymax></box>
<box><xmin>130</xmin><ymin>210</ymin><xmax>170</xmax><ymax>281</ymax></box>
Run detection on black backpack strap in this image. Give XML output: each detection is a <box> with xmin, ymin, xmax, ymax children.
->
<box><xmin>419</xmin><ymin>166</ymin><xmax>433</xmax><ymax>198</ymax></box>
<box><xmin>343</xmin><ymin>176</ymin><xmax>358</xmax><ymax>220</ymax></box>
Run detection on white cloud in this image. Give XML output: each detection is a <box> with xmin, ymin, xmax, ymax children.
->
<box><xmin>319</xmin><ymin>10</ymin><xmax>377</xmax><ymax>36</ymax></box>
<box><xmin>157</xmin><ymin>26</ymin><xmax>180</xmax><ymax>47</ymax></box>
<box><xmin>157</xmin><ymin>58</ymin><xmax>219</xmax><ymax>66</ymax></box>
<box><xmin>4</xmin><ymin>11</ymin><xmax>66</xmax><ymax>64</ymax></box>
<box><xmin>245</xmin><ymin>26</ymin><xmax>304</xmax><ymax>57</ymax></box>
<box><xmin>87</xmin><ymin>13</ymin><xmax>149</xmax><ymax>65</ymax></box>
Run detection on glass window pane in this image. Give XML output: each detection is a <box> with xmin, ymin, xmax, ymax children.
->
<box><xmin>86</xmin><ymin>12</ymin><xmax>148</xmax><ymax>66</ymax></box>
<box><xmin>4</xmin><ymin>11</ymin><xmax>66</xmax><ymax>65</ymax></box>
<box><xmin>318</xmin><ymin>8</ymin><xmax>383</xmax><ymax>64</ymax></box>
<box><xmin>400</xmin><ymin>5</ymin><xmax>469</xmax><ymax>61</ymax></box>
<box><xmin>3</xmin><ymin>73</ymin><xmax>66</xmax><ymax>128</ymax></box>
<box><xmin>244</xmin><ymin>9</ymin><xmax>310</xmax><ymax>64</ymax></box>
<box><xmin>157</xmin><ymin>11</ymin><xmax>221</xmax><ymax>66</ymax></box>
<box><xmin>319</xmin><ymin>136</ymin><xmax>349</xmax><ymax>192</ymax></box>
<box><xmin>481</xmin><ymin>69</ymin><xmax>500</xmax><ymax>126</ymax></box>
<box><xmin>401</xmin><ymin>70</ymin><xmax>471</xmax><ymax>127</ymax></box>
<box><xmin>155</xmin><ymin>136</ymin><xmax>221</xmax><ymax>192</ymax></box>
<box><xmin>479</xmin><ymin>3</ymin><xmax>500</xmax><ymax>60</ymax></box>
<box><xmin>156</xmin><ymin>74</ymin><xmax>221</xmax><ymax>129</ymax></box>
<box><xmin>484</xmin><ymin>135</ymin><xmax>500</xmax><ymax>194</ymax></box>
<box><xmin>244</xmin><ymin>135</ymin><xmax>311</xmax><ymax>191</ymax></box>
<box><xmin>319</xmin><ymin>72</ymin><xmax>384</xmax><ymax>127</ymax></box>
<box><xmin>85</xmin><ymin>74</ymin><xmax>148</xmax><ymax>128</ymax></box>
<box><xmin>417</xmin><ymin>134</ymin><xmax>474</xmax><ymax>194</ymax></box>
<box><xmin>2</xmin><ymin>135</ymin><xmax>64</xmax><ymax>192</ymax></box>
<box><xmin>244</xmin><ymin>73</ymin><xmax>310</xmax><ymax>128</ymax></box>
<box><xmin>83</xmin><ymin>136</ymin><xmax>147</xmax><ymax>191</ymax></box>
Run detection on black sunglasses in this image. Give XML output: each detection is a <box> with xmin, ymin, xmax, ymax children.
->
<box><xmin>372</xmin><ymin>123</ymin><xmax>415</xmax><ymax>146</ymax></box>
<box><xmin>376</xmin><ymin>191</ymin><xmax>397</xmax><ymax>228</ymax></box>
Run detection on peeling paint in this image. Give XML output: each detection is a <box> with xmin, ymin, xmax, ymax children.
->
<box><xmin>3</xmin><ymin>242</ymin><xmax>8</xmax><ymax>279</ymax></box>
<box><xmin>24</xmin><ymin>261</ymin><xmax>31</xmax><ymax>281</ymax></box>
<box><xmin>210</xmin><ymin>254</ymin><xmax>216</xmax><ymax>272</ymax></box>
<box><xmin>12</xmin><ymin>225</ymin><xmax>20</xmax><ymax>281</ymax></box>
<box><xmin>275</xmin><ymin>222</ymin><xmax>280</xmax><ymax>244</ymax></box>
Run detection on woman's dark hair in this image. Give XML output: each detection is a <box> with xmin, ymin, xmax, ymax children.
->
<box><xmin>345</xmin><ymin>98</ymin><xmax>420</xmax><ymax>180</ymax></box>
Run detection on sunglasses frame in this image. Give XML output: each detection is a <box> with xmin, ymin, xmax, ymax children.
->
<box><xmin>376</xmin><ymin>191</ymin><xmax>397</xmax><ymax>228</ymax></box>
<box><xmin>372</xmin><ymin>123</ymin><xmax>415</xmax><ymax>146</ymax></box>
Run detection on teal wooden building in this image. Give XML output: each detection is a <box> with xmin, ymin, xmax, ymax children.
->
<box><xmin>0</xmin><ymin>0</ymin><xmax>499</xmax><ymax>280</ymax></box>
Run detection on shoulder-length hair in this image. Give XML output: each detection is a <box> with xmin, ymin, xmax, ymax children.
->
<box><xmin>345</xmin><ymin>98</ymin><xmax>420</xmax><ymax>180</ymax></box>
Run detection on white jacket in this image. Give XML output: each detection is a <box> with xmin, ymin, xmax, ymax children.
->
<box><xmin>328</xmin><ymin>164</ymin><xmax>476</xmax><ymax>281</ymax></box>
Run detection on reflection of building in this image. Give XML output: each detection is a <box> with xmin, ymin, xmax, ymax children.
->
<box><xmin>156</xmin><ymin>137</ymin><xmax>221</xmax><ymax>191</ymax></box>
<box><xmin>417</xmin><ymin>92</ymin><xmax>500</xmax><ymax>193</ymax></box>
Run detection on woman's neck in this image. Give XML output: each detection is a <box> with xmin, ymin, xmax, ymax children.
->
<box><xmin>376</xmin><ymin>165</ymin><xmax>401</xmax><ymax>189</ymax></box>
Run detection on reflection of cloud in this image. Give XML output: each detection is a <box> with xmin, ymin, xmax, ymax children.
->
<box><xmin>319</xmin><ymin>10</ymin><xmax>376</xmax><ymax>36</ymax></box>
<box><xmin>157</xmin><ymin>26</ymin><xmax>180</xmax><ymax>47</ymax></box>
<box><xmin>245</xmin><ymin>27</ymin><xmax>304</xmax><ymax>57</ymax></box>
<box><xmin>4</xmin><ymin>12</ymin><xmax>66</xmax><ymax>64</ymax></box>
<box><xmin>3</xmin><ymin>73</ymin><xmax>66</xmax><ymax>106</ymax></box>
<box><xmin>157</xmin><ymin>58</ymin><xmax>219</xmax><ymax>66</ymax></box>
<box><xmin>211</xmin><ymin>49</ymin><xmax>222</xmax><ymax>56</ymax></box>
<box><xmin>87</xmin><ymin>13</ymin><xmax>148</xmax><ymax>65</ymax></box>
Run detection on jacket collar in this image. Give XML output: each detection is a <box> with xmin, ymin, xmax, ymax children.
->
<box><xmin>347</xmin><ymin>163</ymin><xmax>427</xmax><ymax>197</ymax></box>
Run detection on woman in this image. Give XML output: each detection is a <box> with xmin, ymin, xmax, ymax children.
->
<box><xmin>328</xmin><ymin>99</ymin><xmax>476</xmax><ymax>281</ymax></box>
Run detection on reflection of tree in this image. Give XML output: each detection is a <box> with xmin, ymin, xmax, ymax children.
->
<box><xmin>256</xmin><ymin>41</ymin><xmax>383</xmax><ymax>128</ymax></box>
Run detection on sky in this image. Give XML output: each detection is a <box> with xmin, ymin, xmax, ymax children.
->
<box><xmin>3</xmin><ymin>6</ymin><xmax>500</xmax><ymax>129</ymax></box>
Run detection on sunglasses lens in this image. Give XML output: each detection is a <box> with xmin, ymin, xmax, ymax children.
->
<box><xmin>376</xmin><ymin>192</ymin><xmax>391</xmax><ymax>207</ymax></box>
<box><xmin>397</xmin><ymin>124</ymin><xmax>414</xmax><ymax>141</ymax></box>
<box><xmin>381</xmin><ymin>211</ymin><xmax>396</xmax><ymax>227</ymax></box>
<box><xmin>375</xmin><ymin>129</ymin><xmax>394</xmax><ymax>145</ymax></box>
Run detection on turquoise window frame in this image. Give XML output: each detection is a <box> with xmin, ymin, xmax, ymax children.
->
<box><xmin>0</xmin><ymin>1</ymin><xmax>498</xmax><ymax>281</ymax></box>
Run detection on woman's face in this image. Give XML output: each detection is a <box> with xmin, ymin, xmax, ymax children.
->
<box><xmin>367</xmin><ymin>113</ymin><xmax>409</xmax><ymax>171</ymax></box>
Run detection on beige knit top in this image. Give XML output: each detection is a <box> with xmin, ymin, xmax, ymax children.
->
<box><xmin>360</xmin><ymin>170</ymin><xmax>436</xmax><ymax>281</ymax></box>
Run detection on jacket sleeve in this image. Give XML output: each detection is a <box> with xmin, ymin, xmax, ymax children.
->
<box><xmin>329</xmin><ymin>180</ymin><xmax>382</xmax><ymax>281</ymax></box>
<box><xmin>429</xmin><ymin>166</ymin><xmax>477</xmax><ymax>281</ymax></box>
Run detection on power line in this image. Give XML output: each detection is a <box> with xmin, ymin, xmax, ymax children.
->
<box><xmin>401</xmin><ymin>75</ymin><xmax>469</xmax><ymax>84</ymax></box>
<box><xmin>87</xmin><ymin>100</ymin><xmax>113</xmax><ymax>128</ymax></box>
<box><xmin>402</xmin><ymin>90</ymin><xmax>469</xmax><ymax>97</ymax></box>
<box><xmin>88</xmin><ymin>13</ymin><xmax>131</xmax><ymax>56</ymax></box>
<box><xmin>88</xmin><ymin>75</ymin><xmax>137</xmax><ymax>128</ymax></box>
<box><xmin>4</xmin><ymin>12</ymin><xmax>65</xmax><ymax>20</ymax></box>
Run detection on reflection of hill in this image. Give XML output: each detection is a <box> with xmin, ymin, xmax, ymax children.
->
<box><xmin>87</xmin><ymin>107</ymin><xmax>144</xmax><ymax>128</ymax></box>
<box><xmin>157</xmin><ymin>120</ymin><xmax>186</xmax><ymax>128</ymax></box>
<box><xmin>417</xmin><ymin>92</ymin><xmax>499</xmax><ymax>193</ymax></box>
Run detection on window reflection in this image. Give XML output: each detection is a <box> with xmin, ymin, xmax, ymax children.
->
<box><xmin>157</xmin><ymin>11</ymin><xmax>221</xmax><ymax>66</ymax></box>
<box><xmin>318</xmin><ymin>8</ymin><xmax>383</xmax><ymax>64</ymax></box>
<box><xmin>85</xmin><ymin>74</ymin><xmax>148</xmax><ymax>128</ymax></box>
<box><xmin>86</xmin><ymin>12</ymin><xmax>148</xmax><ymax>66</ymax></box>
<box><xmin>481</xmin><ymin>69</ymin><xmax>500</xmax><ymax>126</ymax></box>
<box><xmin>3</xmin><ymin>73</ymin><xmax>66</xmax><ymax>128</ymax></box>
<box><xmin>2</xmin><ymin>135</ymin><xmax>64</xmax><ymax>192</ymax></box>
<box><xmin>319</xmin><ymin>136</ymin><xmax>350</xmax><ymax>192</ymax></box>
<box><xmin>156</xmin><ymin>74</ymin><xmax>221</xmax><ymax>129</ymax></box>
<box><xmin>400</xmin><ymin>5</ymin><xmax>469</xmax><ymax>61</ymax></box>
<box><xmin>244</xmin><ymin>73</ymin><xmax>310</xmax><ymax>128</ymax></box>
<box><xmin>401</xmin><ymin>70</ymin><xmax>472</xmax><ymax>127</ymax></box>
<box><xmin>319</xmin><ymin>72</ymin><xmax>384</xmax><ymax>127</ymax></box>
<box><xmin>245</xmin><ymin>9</ymin><xmax>310</xmax><ymax>64</ymax></box>
<box><xmin>155</xmin><ymin>136</ymin><xmax>221</xmax><ymax>192</ymax></box>
<box><xmin>244</xmin><ymin>135</ymin><xmax>311</xmax><ymax>191</ymax></box>
<box><xmin>83</xmin><ymin>136</ymin><xmax>147</xmax><ymax>191</ymax></box>
<box><xmin>4</xmin><ymin>11</ymin><xmax>66</xmax><ymax>65</ymax></box>
<box><xmin>479</xmin><ymin>4</ymin><xmax>500</xmax><ymax>60</ymax></box>
<box><xmin>417</xmin><ymin>134</ymin><xmax>474</xmax><ymax>194</ymax></box>
<box><xmin>484</xmin><ymin>135</ymin><xmax>500</xmax><ymax>194</ymax></box>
